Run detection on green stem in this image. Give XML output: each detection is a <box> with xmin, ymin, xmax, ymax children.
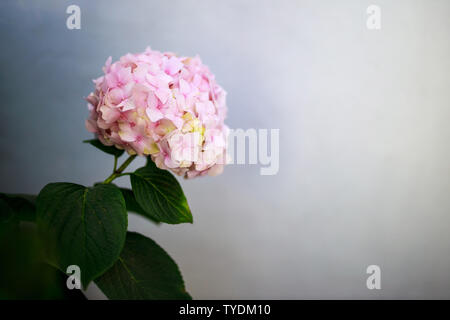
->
<box><xmin>103</xmin><ymin>155</ymin><xmax>137</xmax><ymax>184</ymax></box>
<box><xmin>113</xmin><ymin>155</ymin><xmax>118</xmax><ymax>172</ymax></box>
<box><xmin>113</xmin><ymin>172</ymin><xmax>131</xmax><ymax>179</ymax></box>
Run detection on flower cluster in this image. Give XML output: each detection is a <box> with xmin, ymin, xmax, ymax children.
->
<box><xmin>85</xmin><ymin>47</ymin><xmax>228</xmax><ymax>178</ymax></box>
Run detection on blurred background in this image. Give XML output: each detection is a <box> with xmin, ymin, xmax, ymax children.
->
<box><xmin>1</xmin><ymin>0</ymin><xmax>450</xmax><ymax>299</ymax></box>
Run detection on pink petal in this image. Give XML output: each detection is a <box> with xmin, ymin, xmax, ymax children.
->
<box><xmin>100</xmin><ymin>105</ymin><xmax>120</xmax><ymax>123</ymax></box>
<box><xmin>146</xmin><ymin>107</ymin><xmax>164</xmax><ymax>122</ymax></box>
<box><xmin>85</xmin><ymin>119</ymin><xmax>98</xmax><ymax>133</ymax></box>
<box><xmin>164</xmin><ymin>56</ymin><xmax>183</xmax><ymax>75</ymax></box>
<box><xmin>155</xmin><ymin>88</ymin><xmax>170</xmax><ymax>104</ymax></box>
<box><xmin>118</xmin><ymin>99</ymin><xmax>135</xmax><ymax>111</ymax></box>
<box><xmin>105</xmin><ymin>73</ymin><xmax>118</xmax><ymax>88</ymax></box>
<box><xmin>108</xmin><ymin>88</ymin><xmax>125</xmax><ymax>105</ymax></box>
<box><xmin>179</xmin><ymin>78</ymin><xmax>190</xmax><ymax>95</ymax></box>
<box><xmin>102</xmin><ymin>56</ymin><xmax>112</xmax><ymax>73</ymax></box>
<box><xmin>118</xmin><ymin>123</ymin><xmax>136</xmax><ymax>142</ymax></box>
<box><xmin>147</xmin><ymin>91</ymin><xmax>158</xmax><ymax>109</ymax></box>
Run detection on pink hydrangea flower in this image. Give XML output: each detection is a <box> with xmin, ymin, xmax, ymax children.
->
<box><xmin>85</xmin><ymin>47</ymin><xmax>228</xmax><ymax>178</ymax></box>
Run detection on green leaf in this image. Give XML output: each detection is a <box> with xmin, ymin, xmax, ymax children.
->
<box><xmin>0</xmin><ymin>223</ymin><xmax>86</xmax><ymax>300</ymax></box>
<box><xmin>36</xmin><ymin>183</ymin><xmax>127</xmax><ymax>288</ymax></box>
<box><xmin>0</xmin><ymin>198</ymin><xmax>17</xmax><ymax>236</ymax></box>
<box><xmin>0</xmin><ymin>193</ymin><xmax>36</xmax><ymax>222</ymax></box>
<box><xmin>95</xmin><ymin>232</ymin><xmax>191</xmax><ymax>300</ymax></box>
<box><xmin>0</xmin><ymin>198</ymin><xmax>14</xmax><ymax>224</ymax></box>
<box><xmin>130</xmin><ymin>162</ymin><xmax>193</xmax><ymax>224</ymax></box>
<box><xmin>83</xmin><ymin>139</ymin><xmax>125</xmax><ymax>157</ymax></box>
<box><xmin>119</xmin><ymin>188</ymin><xmax>160</xmax><ymax>224</ymax></box>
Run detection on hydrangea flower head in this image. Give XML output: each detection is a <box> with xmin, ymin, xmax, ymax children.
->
<box><xmin>85</xmin><ymin>47</ymin><xmax>228</xmax><ymax>178</ymax></box>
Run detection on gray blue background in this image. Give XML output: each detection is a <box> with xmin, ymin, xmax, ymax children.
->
<box><xmin>1</xmin><ymin>0</ymin><xmax>450</xmax><ymax>299</ymax></box>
